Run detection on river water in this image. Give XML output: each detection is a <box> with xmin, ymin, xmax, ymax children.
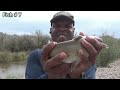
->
<box><xmin>0</xmin><ymin>62</ymin><xmax>26</xmax><ymax>79</ymax></box>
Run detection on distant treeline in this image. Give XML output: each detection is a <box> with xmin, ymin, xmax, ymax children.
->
<box><xmin>0</xmin><ymin>30</ymin><xmax>50</xmax><ymax>52</ymax></box>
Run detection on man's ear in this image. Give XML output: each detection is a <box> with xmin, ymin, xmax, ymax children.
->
<box><xmin>49</xmin><ymin>28</ymin><xmax>52</xmax><ymax>34</ymax></box>
<box><xmin>73</xmin><ymin>28</ymin><xmax>75</xmax><ymax>33</ymax></box>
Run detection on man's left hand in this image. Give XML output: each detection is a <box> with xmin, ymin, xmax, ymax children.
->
<box><xmin>68</xmin><ymin>34</ymin><xmax>104</xmax><ymax>78</ymax></box>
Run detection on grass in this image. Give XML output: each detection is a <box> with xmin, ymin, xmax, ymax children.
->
<box><xmin>0</xmin><ymin>51</ymin><xmax>27</xmax><ymax>64</ymax></box>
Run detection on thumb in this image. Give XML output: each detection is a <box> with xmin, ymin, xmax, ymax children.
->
<box><xmin>79</xmin><ymin>32</ymin><xmax>84</xmax><ymax>36</ymax></box>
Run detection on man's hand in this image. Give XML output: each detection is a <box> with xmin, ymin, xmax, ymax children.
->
<box><xmin>68</xmin><ymin>32</ymin><xmax>104</xmax><ymax>78</ymax></box>
<box><xmin>41</xmin><ymin>42</ymin><xmax>71</xmax><ymax>79</ymax></box>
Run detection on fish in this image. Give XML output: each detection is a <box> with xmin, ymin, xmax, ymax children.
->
<box><xmin>49</xmin><ymin>35</ymin><xmax>108</xmax><ymax>64</ymax></box>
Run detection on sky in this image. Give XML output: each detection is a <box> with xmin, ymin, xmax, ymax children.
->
<box><xmin>0</xmin><ymin>11</ymin><xmax>120</xmax><ymax>38</ymax></box>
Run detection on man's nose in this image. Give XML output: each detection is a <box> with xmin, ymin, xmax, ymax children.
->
<box><xmin>58</xmin><ymin>27</ymin><xmax>67</xmax><ymax>31</ymax></box>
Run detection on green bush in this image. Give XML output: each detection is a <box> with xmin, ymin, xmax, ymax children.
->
<box><xmin>0</xmin><ymin>51</ymin><xmax>27</xmax><ymax>63</ymax></box>
<box><xmin>0</xmin><ymin>51</ymin><xmax>11</xmax><ymax>63</ymax></box>
<box><xmin>12</xmin><ymin>52</ymin><xmax>27</xmax><ymax>62</ymax></box>
<box><xmin>96</xmin><ymin>35</ymin><xmax>120</xmax><ymax>67</ymax></box>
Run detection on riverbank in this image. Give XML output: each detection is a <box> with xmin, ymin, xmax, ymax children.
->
<box><xmin>0</xmin><ymin>59</ymin><xmax>120</xmax><ymax>79</ymax></box>
<box><xmin>96</xmin><ymin>59</ymin><xmax>120</xmax><ymax>79</ymax></box>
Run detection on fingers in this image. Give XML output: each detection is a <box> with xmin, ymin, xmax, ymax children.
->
<box><xmin>94</xmin><ymin>36</ymin><xmax>103</xmax><ymax>42</ymax></box>
<box><xmin>87</xmin><ymin>36</ymin><xmax>109</xmax><ymax>49</ymax></box>
<box><xmin>41</xmin><ymin>42</ymin><xmax>56</xmax><ymax>64</ymax></box>
<box><xmin>44</xmin><ymin>52</ymin><xmax>67</xmax><ymax>71</ymax></box>
<box><xmin>85</xmin><ymin>36</ymin><xmax>103</xmax><ymax>52</ymax></box>
<box><xmin>70</xmin><ymin>49</ymin><xmax>89</xmax><ymax>73</ymax></box>
<box><xmin>82</xmin><ymin>39</ymin><xmax>98</xmax><ymax>56</ymax></box>
<box><xmin>49</xmin><ymin>63</ymin><xmax>70</xmax><ymax>75</ymax></box>
<box><xmin>100</xmin><ymin>42</ymin><xmax>109</xmax><ymax>48</ymax></box>
<box><xmin>78</xmin><ymin>49</ymin><xmax>89</xmax><ymax>63</ymax></box>
<box><xmin>69</xmin><ymin>49</ymin><xmax>92</xmax><ymax>77</ymax></box>
<box><xmin>79</xmin><ymin>32</ymin><xmax>84</xmax><ymax>36</ymax></box>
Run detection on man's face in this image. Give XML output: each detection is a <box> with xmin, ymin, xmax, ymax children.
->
<box><xmin>50</xmin><ymin>19</ymin><xmax>75</xmax><ymax>43</ymax></box>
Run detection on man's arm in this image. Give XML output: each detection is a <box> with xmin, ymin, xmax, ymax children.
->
<box><xmin>83</xmin><ymin>64</ymin><xmax>96</xmax><ymax>79</ymax></box>
<box><xmin>25</xmin><ymin>49</ymin><xmax>48</xmax><ymax>79</ymax></box>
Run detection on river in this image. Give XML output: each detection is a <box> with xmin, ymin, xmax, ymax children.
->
<box><xmin>0</xmin><ymin>62</ymin><xmax>26</xmax><ymax>79</ymax></box>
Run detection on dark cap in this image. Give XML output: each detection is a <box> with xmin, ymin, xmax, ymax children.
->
<box><xmin>50</xmin><ymin>11</ymin><xmax>75</xmax><ymax>25</ymax></box>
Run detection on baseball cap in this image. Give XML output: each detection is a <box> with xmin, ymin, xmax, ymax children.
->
<box><xmin>50</xmin><ymin>11</ymin><xmax>75</xmax><ymax>25</ymax></box>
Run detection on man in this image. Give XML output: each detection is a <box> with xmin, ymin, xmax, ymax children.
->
<box><xmin>25</xmin><ymin>11</ymin><xmax>103</xmax><ymax>79</ymax></box>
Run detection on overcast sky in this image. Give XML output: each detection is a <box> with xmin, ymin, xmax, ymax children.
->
<box><xmin>0</xmin><ymin>11</ymin><xmax>120</xmax><ymax>38</ymax></box>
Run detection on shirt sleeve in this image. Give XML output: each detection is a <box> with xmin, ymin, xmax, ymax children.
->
<box><xmin>25</xmin><ymin>49</ymin><xmax>48</xmax><ymax>79</ymax></box>
<box><xmin>83</xmin><ymin>64</ymin><xmax>97</xmax><ymax>79</ymax></box>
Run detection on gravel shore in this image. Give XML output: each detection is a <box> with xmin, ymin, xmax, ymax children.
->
<box><xmin>96</xmin><ymin>59</ymin><xmax>120</xmax><ymax>79</ymax></box>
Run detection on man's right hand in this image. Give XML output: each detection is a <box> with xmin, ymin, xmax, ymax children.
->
<box><xmin>41</xmin><ymin>42</ymin><xmax>71</xmax><ymax>79</ymax></box>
